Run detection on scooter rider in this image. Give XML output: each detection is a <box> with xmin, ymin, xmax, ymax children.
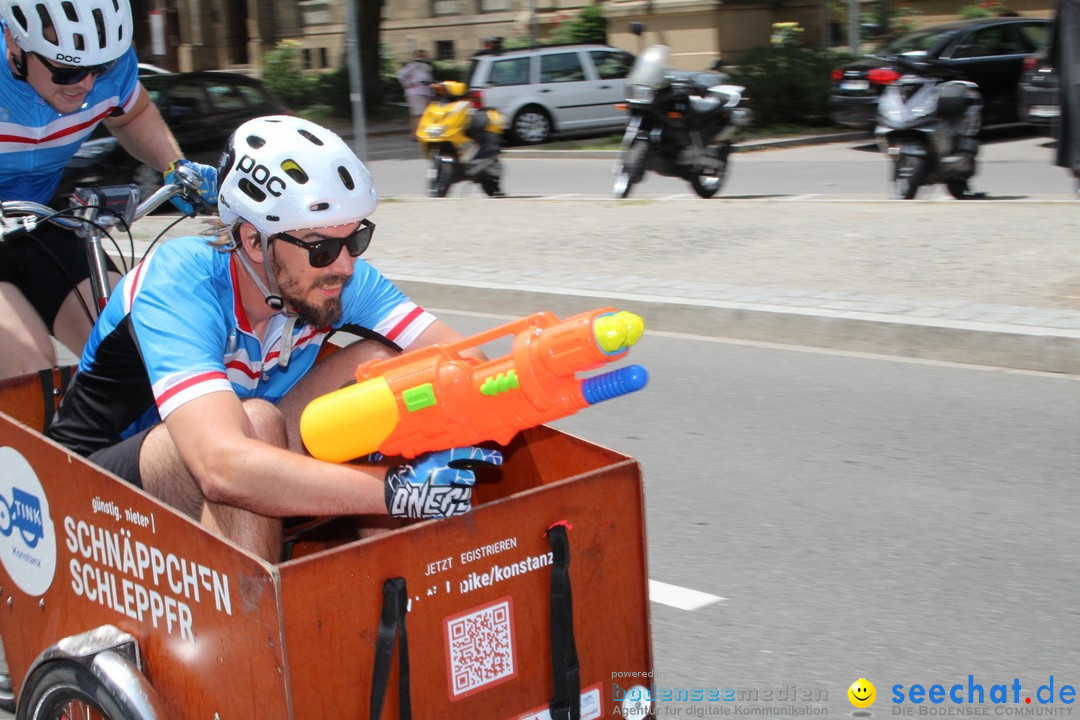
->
<box><xmin>0</xmin><ymin>0</ymin><xmax>218</xmax><ymax>380</ymax></box>
<box><xmin>46</xmin><ymin>115</ymin><xmax>502</xmax><ymax>564</ymax></box>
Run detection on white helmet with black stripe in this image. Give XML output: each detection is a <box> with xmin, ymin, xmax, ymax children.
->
<box><xmin>217</xmin><ymin>115</ymin><xmax>378</xmax><ymax>236</ymax></box>
<box><xmin>1</xmin><ymin>0</ymin><xmax>133</xmax><ymax>66</ymax></box>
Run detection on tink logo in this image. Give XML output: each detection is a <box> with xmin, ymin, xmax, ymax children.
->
<box><xmin>0</xmin><ymin>447</ymin><xmax>57</xmax><ymax>596</ymax></box>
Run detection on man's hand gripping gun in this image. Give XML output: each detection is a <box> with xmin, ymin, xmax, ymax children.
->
<box><xmin>299</xmin><ymin>308</ymin><xmax>649</xmax><ymax>463</ymax></box>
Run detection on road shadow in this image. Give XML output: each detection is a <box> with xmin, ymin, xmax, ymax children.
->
<box><xmin>719</xmin><ymin>194</ymin><xmax>794</xmax><ymax>200</ymax></box>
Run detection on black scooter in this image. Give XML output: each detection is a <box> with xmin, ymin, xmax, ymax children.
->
<box><xmin>874</xmin><ymin>56</ymin><xmax>984</xmax><ymax>199</ymax></box>
<box><xmin>613</xmin><ymin>45</ymin><xmax>752</xmax><ymax>199</ymax></box>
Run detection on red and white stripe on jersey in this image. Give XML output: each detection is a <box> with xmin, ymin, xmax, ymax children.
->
<box><xmin>375</xmin><ymin>302</ymin><xmax>436</xmax><ymax>348</ymax></box>
<box><xmin>0</xmin><ymin>87</ymin><xmax>140</xmax><ymax>153</ymax></box>
<box><xmin>154</xmin><ymin>370</ymin><xmax>233</xmax><ymax>419</ymax></box>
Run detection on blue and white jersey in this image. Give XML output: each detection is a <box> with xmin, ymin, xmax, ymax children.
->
<box><xmin>0</xmin><ymin>19</ymin><xmax>141</xmax><ymax>203</ymax></box>
<box><xmin>47</xmin><ymin>236</ymin><xmax>436</xmax><ymax>455</ymax></box>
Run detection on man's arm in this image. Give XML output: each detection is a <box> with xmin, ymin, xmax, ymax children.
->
<box><xmin>103</xmin><ymin>85</ymin><xmax>183</xmax><ymax>173</ymax></box>
<box><xmin>163</xmin><ymin>389</ymin><xmax>391</xmax><ymax>518</ymax></box>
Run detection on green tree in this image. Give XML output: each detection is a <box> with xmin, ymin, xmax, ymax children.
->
<box><xmin>549</xmin><ymin>4</ymin><xmax>607</xmax><ymax>45</ymax></box>
<box><xmin>263</xmin><ymin>40</ymin><xmax>316</xmax><ymax>108</ymax></box>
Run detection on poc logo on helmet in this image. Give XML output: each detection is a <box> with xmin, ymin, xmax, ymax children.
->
<box><xmin>55</xmin><ymin>54</ymin><xmax>82</xmax><ymax>64</ymax></box>
<box><xmin>236</xmin><ymin>154</ymin><xmax>286</xmax><ymax>197</ymax></box>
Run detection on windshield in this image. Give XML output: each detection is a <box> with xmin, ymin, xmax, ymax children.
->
<box><xmin>878</xmin><ymin>28</ymin><xmax>954</xmax><ymax>55</ymax></box>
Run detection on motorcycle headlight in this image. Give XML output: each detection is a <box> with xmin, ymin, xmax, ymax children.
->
<box><xmin>731</xmin><ymin>107</ymin><xmax>753</xmax><ymax>127</ymax></box>
<box><xmin>424</xmin><ymin>125</ymin><xmax>445</xmax><ymax>138</ymax></box>
<box><xmin>629</xmin><ymin>84</ymin><xmax>655</xmax><ymax>103</ymax></box>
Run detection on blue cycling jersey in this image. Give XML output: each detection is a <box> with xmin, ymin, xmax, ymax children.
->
<box><xmin>0</xmin><ymin>20</ymin><xmax>140</xmax><ymax>203</ymax></box>
<box><xmin>47</xmin><ymin>236</ymin><xmax>436</xmax><ymax>455</ymax></box>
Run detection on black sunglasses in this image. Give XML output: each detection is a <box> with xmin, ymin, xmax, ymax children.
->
<box><xmin>272</xmin><ymin>219</ymin><xmax>375</xmax><ymax>268</ymax></box>
<box><xmin>32</xmin><ymin>52</ymin><xmax>116</xmax><ymax>86</ymax></box>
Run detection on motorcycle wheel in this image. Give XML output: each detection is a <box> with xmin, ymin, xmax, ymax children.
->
<box><xmin>892</xmin><ymin>154</ymin><xmax>925</xmax><ymax>200</ymax></box>
<box><xmin>689</xmin><ymin>148</ymin><xmax>728</xmax><ymax>199</ymax></box>
<box><xmin>480</xmin><ymin>177</ymin><xmax>503</xmax><ymax>197</ymax></box>
<box><xmin>613</xmin><ymin>138</ymin><xmax>649</xmax><ymax>199</ymax></box>
<box><xmin>946</xmin><ymin>178</ymin><xmax>970</xmax><ymax>199</ymax></box>
<box><xmin>429</xmin><ymin>156</ymin><xmax>453</xmax><ymax>198</ymax></box>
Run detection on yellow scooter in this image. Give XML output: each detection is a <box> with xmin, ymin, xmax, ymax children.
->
<box><xmin>416</xmin><ymin>81</ymin><xmax>506</xmax><ymax>197</ymax></box>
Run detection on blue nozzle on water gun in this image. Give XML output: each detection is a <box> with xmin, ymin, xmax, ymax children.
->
<box><xmin>581</xmin><ymin>364</ymin><xmax>649</xmax><ymax>405</ymax></box>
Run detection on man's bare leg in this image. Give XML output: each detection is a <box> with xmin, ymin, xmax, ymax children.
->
<box><xmin>0</xmin><ymin>283</ymin><xmax>56</xmax><ymax>378</ymax></box>
<box><xmin>139</xmin><ymin>398</ymin><xmax>287</xmax><ymax>562</ymax></box>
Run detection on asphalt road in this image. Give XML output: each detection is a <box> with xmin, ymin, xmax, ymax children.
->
<box><xmin>446</xmin><ymin>310</ymin><xmax>1080</xmax><ymax>718</ymax></box>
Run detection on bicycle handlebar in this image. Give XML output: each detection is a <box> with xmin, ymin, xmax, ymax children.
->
<box><xmin>0</xmin><ymin>162</ymin><xmax>207</xmax><ymax>241</ymax></box>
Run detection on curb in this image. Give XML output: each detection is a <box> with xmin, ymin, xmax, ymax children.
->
<box><xmin>386</xmin><ymin>275</ymin><xmax>1080</xmax><ymax>375</ymax></box>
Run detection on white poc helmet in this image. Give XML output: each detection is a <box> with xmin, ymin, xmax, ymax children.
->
<box><xmin>0</xmin><ymin>0</ymin><xmax>133</xmax><ymax>66</ymax></box>
<box><xmin>218</xmin><ymin>115</ymin><xmax>378</xmax><ymax>235</ymax></box>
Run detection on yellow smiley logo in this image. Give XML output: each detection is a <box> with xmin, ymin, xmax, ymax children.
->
<box><xmin>848</xmin><ymin>678</ymin><xmax>876</xmax><ymax>708</ymax></box>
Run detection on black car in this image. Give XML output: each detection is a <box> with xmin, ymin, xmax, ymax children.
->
<box><xmin>1017</xmin><ymin>44</ymin><xmax>1059</xmax><ymax>129</ymax></box>
<box><xmin>829</xmin><ymin>16</ymin><xmax>1051</xmax><ymax>130</ymax></box>
<box><xmin>58</xmin><ymin>71</ymin><xmax>289</xmax><ymax>201</ymax></box>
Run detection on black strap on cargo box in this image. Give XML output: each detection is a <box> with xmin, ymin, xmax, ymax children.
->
<box><xmin>547</xmin><ymin>521</ymin><xmax>581</xmax><ymax>720</ymax></box>
<box><xmin>38</xmin><ymin>365</ymin><xmax>72</xmax><ymax>432</ymax></box>
<box><xmin>370</xmin><ymin>577</ymin><xmax>412</xmax><ymax>720</ymax></box>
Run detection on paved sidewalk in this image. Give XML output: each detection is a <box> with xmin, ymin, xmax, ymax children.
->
<box><xmin>123</xmin><ymin>197</ymin><xmax>1080</xmax><ymax>375</ymax></box>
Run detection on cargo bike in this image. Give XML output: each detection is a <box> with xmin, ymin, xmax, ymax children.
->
<box><xmin>0</xmin><ymin>179</ymin><xmax>657</xmax><ymax>720</ymax></box>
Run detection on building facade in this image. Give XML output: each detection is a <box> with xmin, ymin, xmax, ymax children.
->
<box><xmin>147</xmin><ymin>0</ymin><xmax>1055</xmax><ymax>76</ymax></box>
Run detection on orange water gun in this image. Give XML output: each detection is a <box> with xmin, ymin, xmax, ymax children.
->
<box><xmin>300</xmin><ymin>308</ymin><xmax>648</xmax><ymax>462</ymax></box>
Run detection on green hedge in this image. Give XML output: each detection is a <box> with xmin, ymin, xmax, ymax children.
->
<box><xmin>726</xmin><ymin>45</ymin><xmax>854</xmax><ymax>127</ymax></box>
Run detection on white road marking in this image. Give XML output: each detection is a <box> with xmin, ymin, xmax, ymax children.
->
<box><xmin>648</xmin><ymin>579</ymin><xmax>724</xmax><ymax>610</ymax></box>
<box><xmin>659</xmin><ymin>193</ymin><xmax>694</xmax><ymax>201</ymax></box>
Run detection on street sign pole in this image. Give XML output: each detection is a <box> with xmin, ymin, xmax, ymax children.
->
<box><xmin>343</xmin><ymin>0</ymin><xmax>368</xmax><ymax>162</ymax></box>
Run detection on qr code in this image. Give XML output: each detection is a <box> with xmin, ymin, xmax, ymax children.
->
<box><xmin>445</xmin><ymin>596</ymin><xmax>517</xmax><ymax>698</ymax></box>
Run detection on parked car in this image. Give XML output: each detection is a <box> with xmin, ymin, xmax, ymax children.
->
<box><xmin>137</xmin><ymin>62</ymin><xmax>171</xmax><ymax>76</ymax></box>
<box><xmin>57</xmin><ymin>71</ymin><xmax>289</xmax><ymax>201</ymax></box>
<box><xmin>829</xmin><ymin>16</ymin><xmax>1051</xmax><ymax>130</ymax></box>
<box><xmin>1016</xmin><ymin>43</ymin><xmax>1059</xmax><ymax>129</ymax></box>
<box><xmin>466</xmin><ymin>43</ymin><xmax>635</xmax><ymax>144</ymax></box>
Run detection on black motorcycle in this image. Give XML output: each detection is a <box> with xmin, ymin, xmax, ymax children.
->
<box><xmin>874</xmin><ymin>55</ymin><xmax>984</xmax><ymax>200</ymax></box>
<box><xmin>613</xmin><ymin>45</ymin><xmax>752</xmax><ymax>199</ymax></box>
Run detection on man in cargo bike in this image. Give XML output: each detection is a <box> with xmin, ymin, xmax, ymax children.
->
<box><xmin>46</xmin><ymin>115</ymin><xmax>502</xmax><ymax>563</ymax></box>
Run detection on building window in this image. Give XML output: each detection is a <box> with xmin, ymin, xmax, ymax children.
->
<box><xmin>432</xmin><ymin>0</ymin><xmax>462</xmax><ymax>16</ymax></box>
<box><xmin>319</xmin><ymin>48</ymin><xmax>328</xmax><ymax>68</ymax></box>
<box><xmin>299</xmin><ymin>0</ymin><xmax>332</xmax><ymax>26</ymax></box>
<box><xmin>480</xmin><ymin>0</ymin><xmax>511</xmax><ymax>10</ymax></box>
<box><xmin>436</xmin><ymin>40</ymin><xmax>456</xmax><ymax>61</ymax></box>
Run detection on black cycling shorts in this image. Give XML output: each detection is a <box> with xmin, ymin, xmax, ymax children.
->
<box><xmin>87</xmin><ymin>426</ymin><xmax>152</xmax><ymax>489</ymax></box>
<box><xmin>0</xmin><ymin>224</ymin><xmax>118</xmax><ymax>333</ymax></box>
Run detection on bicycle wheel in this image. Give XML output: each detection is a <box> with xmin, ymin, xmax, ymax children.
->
<box><xmin>21</xmin><ymin>655</ymin><xmax>162</xmax><ymax>720</ymax></box>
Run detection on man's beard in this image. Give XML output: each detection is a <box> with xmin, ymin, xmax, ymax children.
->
<box><xmin>271</xmin><ymin>253</ymin><xmax>347</xmax><ymax>327</ymax></box>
